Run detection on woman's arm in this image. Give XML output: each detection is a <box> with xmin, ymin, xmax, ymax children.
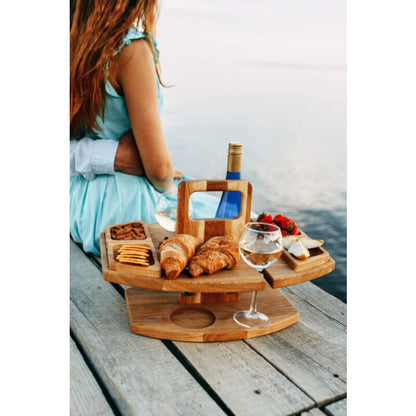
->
<box><xmin>115</xmin><ymin>130</ymin><xmax>184</xmax><ymax>178</ymax></box>
<box><xmin>115</xmin><ymin>39</ymin><xmax>175</xmax><ymax>193</ymax></box>
<box><xmin>114</xmin><ymin>130</ymin><xmax>145</xmax><ymax>176</ymax></box>
<box><xmin>71</xmin><ymin>130</ymin><xmax>183</xmax><ymax>179</ymax></box>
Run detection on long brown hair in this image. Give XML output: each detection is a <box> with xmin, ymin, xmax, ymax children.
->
<box><xmin>70</xmin><ymin>0</ymin><xmax>160</xmax><ymax>137</ymax></box>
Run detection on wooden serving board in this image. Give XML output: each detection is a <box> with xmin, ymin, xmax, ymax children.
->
<box><xmin>100</xmin><ymin>179</ymin><xmax>266</xmax><ymax>294</ymax></box>
<box><xmin>107</xmin><ymin>242</ymin><xmax>161</xmax><ymax>278</ymax></box>
<box><xmin>176</xmin><ymin>179</ymin><xmax>252</xmax><ymax>243</ymax></box>
<box><xmin>264</xmin><ymin>230</ymin><xmax>335</xmax><ymax>288</ymax></box>
<box><xmin>101</xmin><ymin>223</ymin><xmax>336</xmax><ymax>292</ymax></box>
<box><xmin>100</xmin><ymin>232</ymin><xmax>265</xmax><ymax>293</ymax></box>
<box><xmin>263</xmin><ymin>256</ymin><xmax>335</xmax><ymax>289</ymax></box>
<box><xmin>282</xmin><ymin>244</ymin><xmax>330</xmax><ymax>272</ymax></box>
<box><xmin>104</xmin><ymin>221</ymin><xmax>161</xmax><ymax>278</ymax></box>
<box><xmin>280</xmin><ymin>230</ymin><xmax>330</xmax><ymax>272</ymax></box>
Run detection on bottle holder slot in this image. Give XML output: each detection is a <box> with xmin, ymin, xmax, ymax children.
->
<box><xmin>176</xmin><ymin>179</ymin><xmax>252</xmax><ymax>243</ymax></box>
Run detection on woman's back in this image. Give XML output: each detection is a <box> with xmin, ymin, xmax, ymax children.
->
<box><xmin>83</xmin><ymin>28</ymin><xmax>163</xmax><ymax>142</ymax></box>
<box><xmin>70</xmin><ymin>3</ymin><xmax>219</xmax><ymax>255</ymax></box>
<box><xmin>70</xmin><ymin>28</ymin><xmax>169</xmax><ymax>255</ymax></box>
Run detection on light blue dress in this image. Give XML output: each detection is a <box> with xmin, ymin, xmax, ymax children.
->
<box><xmin>70</xmin><ymin>28</ymin><xmax>218</xmax><ymax>255</ymax></box>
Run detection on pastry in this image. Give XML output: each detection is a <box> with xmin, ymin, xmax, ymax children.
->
<box><xmin>159</xmin><ymin>234</ymin><xmax>202</xmax><ymax>279</ymax></box>
<box><xmin>188</xmin><ymin>236</ymin><xmax>240</xmax><ymax>277</ymax></box>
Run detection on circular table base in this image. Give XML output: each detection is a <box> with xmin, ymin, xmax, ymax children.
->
<box><xmin>125</xmin><ymin>285</ymin><xmax>299</xmax><ymax>342</ymax></box>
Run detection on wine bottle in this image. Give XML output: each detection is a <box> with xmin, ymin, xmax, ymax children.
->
<box><xmin>215</xmin><ymin>142</ymin><xmax>242</xmax><ymax>218</ymax></box>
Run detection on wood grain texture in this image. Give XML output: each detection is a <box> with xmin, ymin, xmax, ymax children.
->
<box><xmin>282</xmin><ymin>283</ymin><xmax>347</xmax><ymax>348</ymax></box>
<box><xmin>245</xmin><ymin>323</ymin><xmax>346</xmax><ymax>405</ymax></box>
<box><xmin>284</xmin><ymin>282</ymin><xmax>346</xmax><ymax>327</ymax></box>
<box><xmin>324</xmin><ymin>398</ymin><xmax>347</xmax><ymax>416</ymax></box>
<box><xmin>70</xmin><ymin>239</ymin><xmax>226</xmax><ymax>416</ymax></box>
<box><xmin>168</xmin><ymin>281</ymin><xmax>346</xmax><ymax>413</ymax></box>
<box><xmin>172</xmin><ymin>339</ymin><xmax>315</xmax><ymax>416</ymax></box>
<box><xmin>176</xmin><ymin>179</ymin><xmax>252</xmax><ymax>242</ymax></box>
<box><xmin>125</xmin><ymin>285</ymin><xmax>299</xmax><ymax>342</ymax></box>
<box><xmin>282</xmin><ymin>245</ymin><xmax>330</xmax><ymax>271</ymax></box>
<box><xmin>70</xmin><ymin>338</ymin><xmax>114</xmax><ymax>416</ymax></box>
<box><xmin>242</xmin><ymin>282</ymin><xmax>347</xmax><ymax>406</ymax></box>
<box><xmin>178</xmin><ymin>292</ymin><xmax>240</xmax><ymax>304</ymax></box>
<box><xmin>301</xmin><ymin>408</ymin><xmax>327</xmax><ymax>416</ymax></box>
<box><xmin>264</xmin><ymin>228</ymin><xmax>335</xmax><ymax>287</ymax></box>
<box><xmin>263</xmin><ymin>257</ymin><xmax>335</xmax><ymax>289</ymax></box>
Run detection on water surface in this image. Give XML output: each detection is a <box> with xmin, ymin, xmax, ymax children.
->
<box><xmin>158</xmin><ymin>0</ymin><xmax>347</xmax><ymax>302</ymax></box>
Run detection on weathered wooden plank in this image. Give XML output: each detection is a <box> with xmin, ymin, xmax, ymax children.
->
<box><xmin>70</xmin><ymin>338</ymin><xmax>114</xmax><ymax>416</ymax></box>
<box><xmin>300</xmin><ymin>408</ymin><xmax>326</xmax><ymax>416</ymax></box>
<box><xmin>244</xmin><ymin>282</ymin><xmax>346</xmax><ymax>406</ymax></box>
<box><xmin>281</xmin><ymin>284</ymin><xmax>346</xmax><ymax>349</ymax></box>
<box><xmin>324</xmin><ymin>398</ymin><xmax>347</xmax><ymax>416</ymax></box>
<box><xmin>70</xmin><ymin>239</ymin><xmax>225</xmax><ymax>416</ymax></box>
<box><xmin>283</xmin><ymin>282</ymin><xmax>346</xmax><ymax>326</ymax></box>
<box><xmin>172</xmin><ymin>340</ymin><xmax>315</xmax><ymax>416</ymax></box>
<box><xmin>245</xmin><ymin>324</ymin><xmax>345</xmax><ymax>406</ymax></box>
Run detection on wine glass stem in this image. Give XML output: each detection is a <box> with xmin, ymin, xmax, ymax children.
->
<box><xmin>247</xmin><ymin>291</ymin><xmax>258</xmax><ymax>315</ymax></box>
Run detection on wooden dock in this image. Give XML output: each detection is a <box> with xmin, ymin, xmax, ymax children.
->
<box><xmin>70</xmin><ymin>238</ymin><xmax>346</xmax><ymax>415</ymax></box>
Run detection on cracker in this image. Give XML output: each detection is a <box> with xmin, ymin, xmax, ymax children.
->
<box><xmin>115</xmin><ymin>243</ymin><xmax>152</xmax><ymax>267</ymax></box>
<box><xmin>120</xmin><ymin>244</ymin><xmax>149</xmax><ymax>251</ymax></box>
<box><xmin>117</xmin><ymin>255</ymin><xmax>148</xmax><ymax>261</ymax></box>
<box><xmin>118</xmin><ymin>250</ymin><xmax>150</xmax><ymax>257</ymax></box>
<box><xmin>117</xmin><ymin>253</ymin><xmax>148</xmax><ymax>259</ymax></box>
<box><xmin>119</xmin><ymin>247</ymin><xmax>149</xmax><ymax>252</ymax></box>
<box><xmin>116</xmin><ymin>256</ymin><xmax>149</xmax><ymax>266</ymax></box>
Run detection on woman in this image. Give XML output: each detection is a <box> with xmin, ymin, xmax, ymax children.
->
<box><xmin>70</xmin><ymin>0</ymin><xmax>217</xmax><ymax>255</ymax></box>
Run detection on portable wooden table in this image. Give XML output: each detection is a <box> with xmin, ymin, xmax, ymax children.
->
<box><xmin>100</xmin><ymin>179</ymin><xmax>335</xmax><ymax>342</ymax></box>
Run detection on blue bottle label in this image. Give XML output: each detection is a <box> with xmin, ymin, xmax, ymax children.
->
<box><xmin>215</xmin><ymin>171</ymin><xmax>241</xmax><ymax>218</ymax></box>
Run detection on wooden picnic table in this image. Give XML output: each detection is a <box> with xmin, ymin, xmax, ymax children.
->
<box><xmin>70</xmin><ymin>229</ymin><xmax>346</xmax><ymax>416</ymax></box>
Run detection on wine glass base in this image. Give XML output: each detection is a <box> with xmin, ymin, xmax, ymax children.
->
<box><xmin>233</xmin><ymin>310</ymin><xmax>271</xmax><ymax>329</ymax></box>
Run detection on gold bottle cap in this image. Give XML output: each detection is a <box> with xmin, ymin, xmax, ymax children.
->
<box><xmin>228</xmin><ymin>142</ymin><xmax>243</xmax><ymax>156</ymax></box>
<box><xmin>227</xmin><ymin>142</ymin><xmax>242</xmax><ymax>171</ymax></box>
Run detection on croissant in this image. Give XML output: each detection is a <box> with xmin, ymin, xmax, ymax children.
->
<box><xmin>187</xmin><ymin>236</ymin><xmax>240</xmax><ymax>277</ymax></box>
<box><xmin>159</xmin><ymin>234</ymin><xmax>202</xmax><ymax>279</ymax></box>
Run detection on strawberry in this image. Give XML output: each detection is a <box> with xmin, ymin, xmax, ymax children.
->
<box><xmin>256</xmin><ymin>212</ymin><xmax>267</xmax><ymax>222</ymax></box>
<box><xmin>257</xmin><ymin>212</ymin><xmax>274</xmax><ymax>223</ymax></box>
<box><xmin>279</xmin><ymin>216</ymin><xmax>291</xmax><ymax>229</ymax></box>
<box><xmin>291</xmin><ymin>224</ymin><xmax>299</xmax><ymax>235</ymax></box>
<box><xmin>273</xmin><ymin>214</ymin><xmax>284</xmax><ymax>224</ymax></box>
<box><xmin>260</xmin><ymin>214</ymin><xmax>273</xmax><ymax>224</ymax></box>
<box><xmin>259</xmin><ymin>212</ymin><xmax>300</xmax><ymax>235</ymax></box>
<box><xmin>286</xmin><ymin>222</ymin><xmax>295</xmax><ymax>233</ymax></box>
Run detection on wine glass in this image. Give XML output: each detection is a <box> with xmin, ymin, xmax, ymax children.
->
<box><xmin>234</xmin><ymin>222</ymin><xmax>284</xmax><ymax>328</ymax></box>
<box><xmin>155</xmin><ymin>191</ymin><xmax>194</xmax><ymax>232</ymax></box>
